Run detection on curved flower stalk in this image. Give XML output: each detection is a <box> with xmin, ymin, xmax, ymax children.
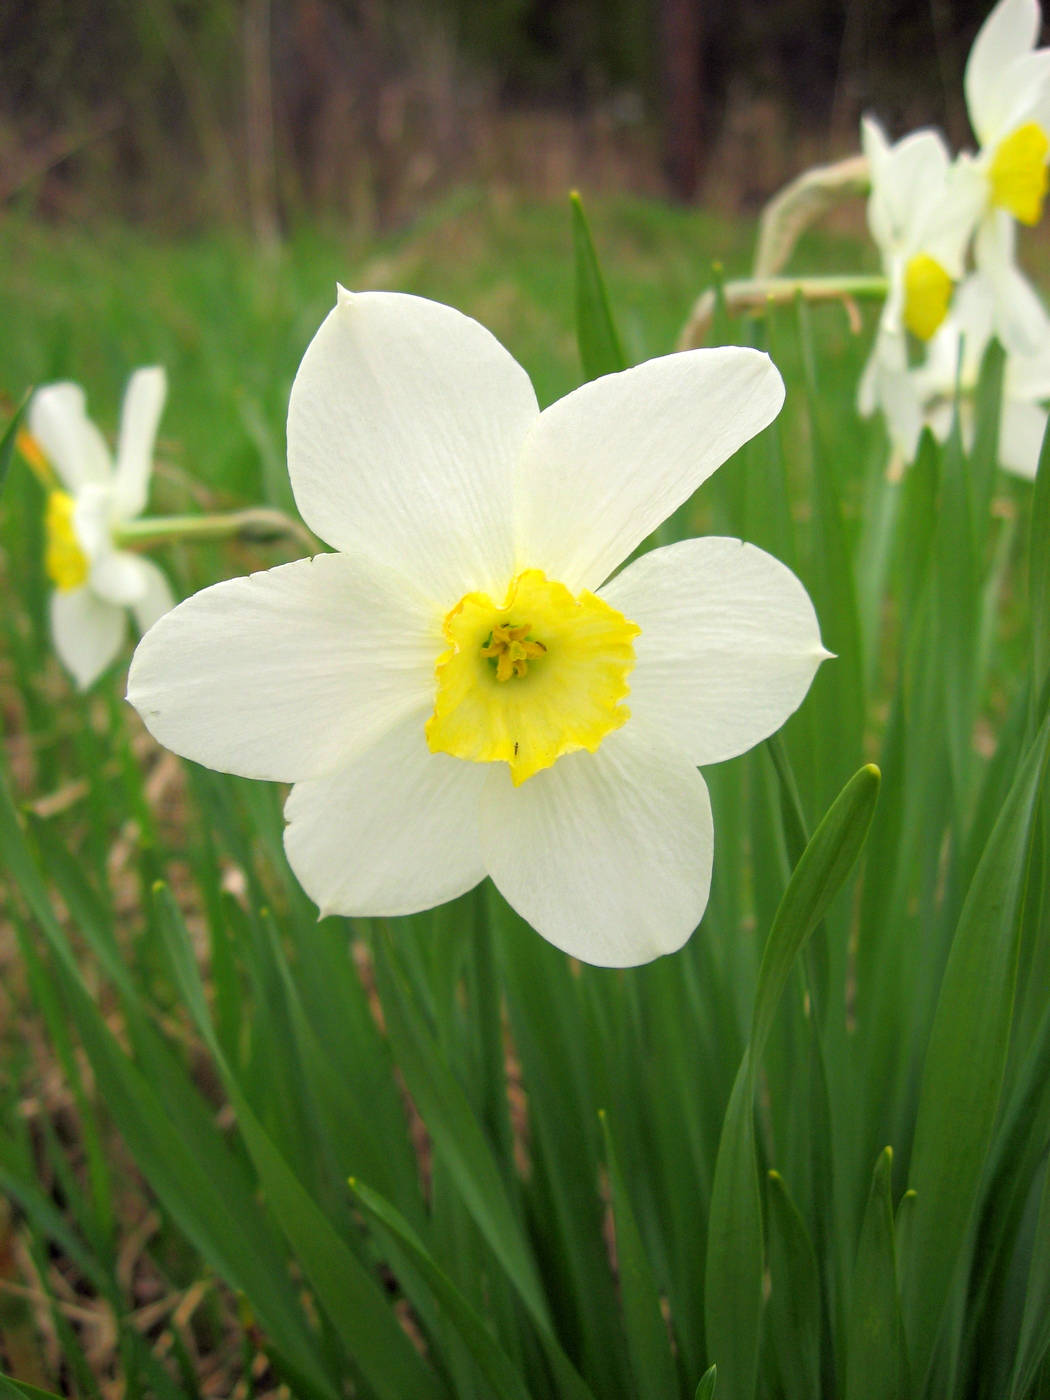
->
<box><xmin>857</xmin><ymin>117</ymin><xmax>983</xmax><ymax>446</ymax></box>
<box><xmin>28</xmin><ymin>370</ymin><xmax>175</xmax><ymax>691</ymax></box>
<box><xmin>963</xmin><ymin>0</ymin><xmax>1050</xmax><ymax>354</ymax></box>
<box><xmin>128</xmin><ymin>289</ymin><xmax>829</xmax><ymax>967</ymax></box>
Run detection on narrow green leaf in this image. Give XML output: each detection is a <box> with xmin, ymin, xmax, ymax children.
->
<box><xmin>0</xmin><ymin>1375</ymin><xmax>65</xmax><ymax>1400</ymax></box>
<box><xmin>374</xmin><ymin>933</ymin><xmax>596</xmax><ymax>1400</ymax></box>
<box><xmin>349</xmin><ymin>1177</ymin><xmax>532</xmax><ymax>1400</ymax></box>
<box><xmin>896</xmin><ymin>428</ymin><xmax>939</xmax><ymax>642</ymax></box>
<box><xmin>894</xmin><ymin>1190</ymin><xmax>917</xmax><ymax>1272</ymax></box>
<box><xmin>696</xmin><ymin>1366</ymin><xmax>717</xmax><ymax>1400</ymax></box>
<box><xmin>969</xmin><ymin>335</ymin><xmax>1007</xmax><ymax>538</ymax></box>
<box><xmin>0</xmin><ymin>773</ymin><xmax>334</xmax><ymax>1399</ymax></box>
<box><xmin>766</xmin><ymin>1172</ymin><xmax>820</xmax><ymax>1400</ymax></box>
<box><xmin>599</xmin><ymin>1111</ymin><xmax>677</xmax><ymax>1400</ymax></box>
<box><xmin>705</xmin><ymin>1051</ymin><xmax>762</xmax><ymax>1400</ymax></box>
<box><xmin>936</xmin><ymin>403</ymin><xmax>979</xmax><ymax>801</ymax></box>
<box><xmin>846</xmin><ymin>1149</ymin><xmax>903</xmax><ymax>1400</ymax></box>
<box><xmin>1030</xmin><ymin>415</ymin><xmax>1050</xmax><ymax>716</ymax></box>
<box><xmin>151</xmin><ymin>886</ymin><xmax>447</xmax><ymax>1400</ymax></box>
<box><xmin>707</xmin><ymin>764</ymin><xmax>879</xmax><ymax>1400</ymax></box>
<box><xmin>1009</xmin><ymin>1150</ymin><xmax>1050</xmax><ymax>1400</ymax></box>
<box><xmin>751</xmin><ymin>764</ymin><xmax>881</xmax><ymax>1065</ymax></box>
<box><xmin>902</xmin><ymin>714</ymin><xmax>1050</xmax><ymax>1387</ymax></box>
<box><xmin>795</xmin><ymin>295</ymin><xmax>865</xmax><ymax>809</ymax></box>
<box><xmin>0</xmin><ymin>391</ymin><xmax>30</xmax><ymax>502</ymax></box>
<box><xmin>570</xmin><ymin>190</ymin><xmax>627</xmax><ymax>382</ymax></box>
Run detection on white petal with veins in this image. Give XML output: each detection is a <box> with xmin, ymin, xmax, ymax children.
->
<box><xmin>128</xmin><ymin>551</ymin><xmax>439</xmax><ymax>783</ymax></box>
<box><xmin>287</xmin><ymin>288</ymin><xmax>539</xmax><ymax>608</ymax></box>
<box><xmin>481</xmin><ymin>723</ymin><xmax>713</xmax><ymax>967</ymax></box>
<box><xmin>284</xmin><ymin>709</ymin><xmax>488</xmax><ymax>918</ymax></box>
<box><xmin>602</xmin><ymin>537</ymin><xmax>829</xmax><ymax>767</ymax></box>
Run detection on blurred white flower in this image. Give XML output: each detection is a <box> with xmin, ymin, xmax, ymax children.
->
<box><xmin>29</xmin><ymin>370</ymin><xmax>174</xmax><ymax>691</ymax></box>
<box><xmin>858</xmin><ymin>116</ymin><xmax>983</xmax><ymax>445</ymax></box>
<box><xmin>128</xmin><ymin>289</ymin><xmax>829</xmax><ymax>967</ymax></box>
<box><xmin>963</xmin><ymin>0</ymin><xmax>1050</xmax><ymax>354</ymax></box>
<box><xmin>907</xmin><ymin>273</ymin><xmax>1050</xmax><ymax>477</ymax></box>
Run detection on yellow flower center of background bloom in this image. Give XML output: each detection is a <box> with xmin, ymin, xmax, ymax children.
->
<box><xmin>903</xmin><ymin>254</ymin><xmax>953</xmax><ymax>341</ymax></box>
<box><xmin>426</xmin><ymin>568</ymin><xmax>639</xmax><ymax>785</ymax></box>
<box><xmin>44</xmin><ymin>491</ymin><xmax>89</xmax><ymax>592</ymax></box>
<box><xmin>989</xmin><ymin>121</ymin><xmax>1050</xmax><ymax>225</ymax></box>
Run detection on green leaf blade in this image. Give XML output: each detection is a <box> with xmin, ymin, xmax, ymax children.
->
<box><xmin>901</xmin><ymin>714</ymin><xmax>1050</xmax><ymax>1387</ymax></box>
<box><xmin>350</xmin><ymin>1177</ymin><xmax>533</xmax><ymax>1400</ymax></box>
<box><xmin>766</xmin><ymin>1172</ymin><xmax>820</xmax><ymax>1400</ymax></box>
<box><xmin>704</xmin><ymin>1051</ymin><xmax>762</xmax><ymax>1400</ymax></box>
<box><xmin>846</xmin><ymin>1149</ymin><xmax>903</xmax><ymax>1400</ymax></box>
<box><xmin>571</xmin><ymin>191</ymin><xmax>627</xmax><ymax>383</ymax></box>
<box><xmin>600</xmin><ymin>1111</ymin><xmax>678</xmax><ymax>1400</ymax></box>
<box><xmin>751</xmin><ymin>763</ymin><xmax>881</xmax><ymax>1065</ymax></box>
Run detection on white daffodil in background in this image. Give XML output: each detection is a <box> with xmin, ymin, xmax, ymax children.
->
<box><xmin>906</xmin><ymin>272</ymin><xmax>1050</xmax><ymax>477</ymax></box>
<box><xmin>128</xmin><ymin>290</ymin><xmax>828</xmax><ymax>967</ymax></box>
<box><xmin>857</xmin><ymin>115</ymin><xmax>983</xmax><ymax>455</ymax></box>
<box><xmin>28</xmin><ymin>369</ymin><xmax>175</xmax><ymax>691</ymax></box>
<box><xmin>963</xmin><ymin>0</ymin><xmax>1050</xmax><ymax>354</ymax></box>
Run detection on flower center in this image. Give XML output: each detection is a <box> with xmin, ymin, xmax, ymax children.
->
<box><xmin>45</xmin><ymin>490</ymin><xmax>89</xmax><ymax>592</ymax></box>
<box><xmin>480</xmin><ymin>621</ymin><xmax>547</xmax><ymax>681</ymax></box>
<box><xmin>903</xmin><ymin>254</ymin><xmax>953</xmax><ymax>341</ymax></box>
<box><xmin>426</xmin><ymin>568</ymin><xmax>640</xmax><ymax>785</ymax></box>
<box><xmin>989</xmin><ymin>121</ymin><xmax>1049</xmax><ymax>225</ymax></box>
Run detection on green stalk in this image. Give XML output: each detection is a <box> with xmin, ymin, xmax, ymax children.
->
<box><xmin>113</xmin><ymin>507</ymin><xmax>317</xmax><ymax>552</ymax></box>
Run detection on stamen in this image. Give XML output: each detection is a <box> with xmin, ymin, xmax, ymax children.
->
<box><xmin>480</xmin><ymin>621</ymin><xmax>547</xmax><ymax>681</ymax></box>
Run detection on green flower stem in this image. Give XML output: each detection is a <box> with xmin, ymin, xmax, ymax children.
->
<box><xmin>113</xmin><ymin>508</ymin><xmax>318</xmax><ymax>553</ymax></box>
<box><xmin>678</xmin><ymin>273</ymin><xmax>888</xmax><ymax>349</ymax></box>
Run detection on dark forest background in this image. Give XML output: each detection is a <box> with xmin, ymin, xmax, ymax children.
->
<box><xmin>0</xmin><ymin>0</ymin><xmax>1005</xmax><ymax>235</ymax></box>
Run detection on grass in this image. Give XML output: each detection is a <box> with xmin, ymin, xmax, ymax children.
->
<box><xmin>1</xmin><ymin>189</ymin><xmax>1050</xmax><ymax>1400</ymax></box>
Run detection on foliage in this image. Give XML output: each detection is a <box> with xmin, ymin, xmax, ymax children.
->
<box><xmin>1</xmin><ymin>193</ymin><xmax>1049</xmax><ymax>1399</ymax></box>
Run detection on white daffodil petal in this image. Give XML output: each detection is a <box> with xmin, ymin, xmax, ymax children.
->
<box><xmin>922</xmin><ymin>157</ymin><xmax>986</xmax><ymax>276</ymax></box>
<box><xmin>29</xmin><ymin>383</ymin><xmax>112</xmax><ymax>491</ymax></box>
<box><xmin>864</xmin><ymin>121</ymin><xmax>951</xmax><ymax>255</ymax></box>
<box><xmin>51</xmin><ymin>588</ymin><xmax>127</xmax><ymax>691</ymax></box>
<box><xmin>857</xmin><ymin>345</ymin><xmax>880</xmax><ymax>418</ymax></box>
<box><xmin>480</xmin><ymin>724</ymin><xmax>713</xmax><ymax>967</ymax></box>
<box><xmin>1007</xmin><ymin>335</ymin><xmax>1050</xmax><ymax>400</ymax></box>
<box><xmin>996</xmin><ymin>263</ymin><xmax>1050</xmax><ymax>357</ymax></box>
<box><xmin>283</xmin><ymin>709</ymin><xmax>487</xmax><ymax>918</ymax></box>
<box><xmin>975</xmin><ymin>212</ymin><xmax>1050</xmax><ymax>356</ymax></box>
<box><xmin>966</xmin><ymin>0</ymin><xmax>1041</xmax><ymax>145</ymax></box>
<box><xmin>1000</xmin><ymin>398</ymin><xmax>1047</xmax><ymax>477</ymax></box>
<box><xmin>880</xmin><ymin>368</ymin><xmax>925</xmax><ymax>463</ymax></box>
<box><xmin>113</xmin><ymin>367</ymin><xmax>166</xmax><ymax>521</ymax></box>
<box><xmin>993</xmin><ymin>49</ymin><xmax>1050</xmax><ymax>135</ymax></box>
<box><xmin>130</xmin><ymin>558</ymin><xmax>176</xmax><ymax>634</ymax></box>
<box><xmin>91</xmin><ymin>550</ymin><xmax>151</xmax><ymax>607</ymax></box>
<box><xmin>287</xmin><ymin>288</ymin><xmax>539</xmax><ymax>607</ymax></box>
<box><xmin>127</xmin><ymin>552</ymin><xmax>440</xmax><ymax>783</ymax></box>
<box><xmin>601</xmin><ymin>537</ymin><xmax>828</xmax><ymax>767</ymax></box>
<box><xmin>514</xmin><ymin>347</ymin><xmax>784</xmax><ymax>594</ymax></box>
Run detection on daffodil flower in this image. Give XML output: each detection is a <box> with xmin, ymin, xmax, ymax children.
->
<box><xmin>857</xmin><ymin>117</ymin><xmax>983</xmax><ymax>447</ymax></box>
<box><xmin>128</xmin><ymin>291</ymin><xmax>828</xmax><ymax>966</ymax></box>
<box><xmin>29</xmin><ymin>370</ymin><xmax>175</xmax><ymax>691</ymax></box>
<box><xmin>907</xmin><ymin>273</ymin><xmax>1050</xmax><ymax>477</ymax></box>
<box><xmin>963</xmin><ymin>0</ymin><xmax>1050</xmax><ymax>354</ymax></box>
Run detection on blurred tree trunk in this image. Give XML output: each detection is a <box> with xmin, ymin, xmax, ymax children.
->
<box><xmin>244</xmin><ymin>0</ymin><xmax>280</xmax><ymax>250</ymax></box>
<box><xmin>657</xmin><ymin>0</ymin><xmax>702</xmax><ymax>202</ymax></box>
<box><xmin>144</xmin><ymin>0</ymin><xmax>241</xmax><ymax>227</ymax></box>
<box><xmin>929</xmin><ymin>0</ymin><xmax>967</xmax><ymax>148</ymax></box>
